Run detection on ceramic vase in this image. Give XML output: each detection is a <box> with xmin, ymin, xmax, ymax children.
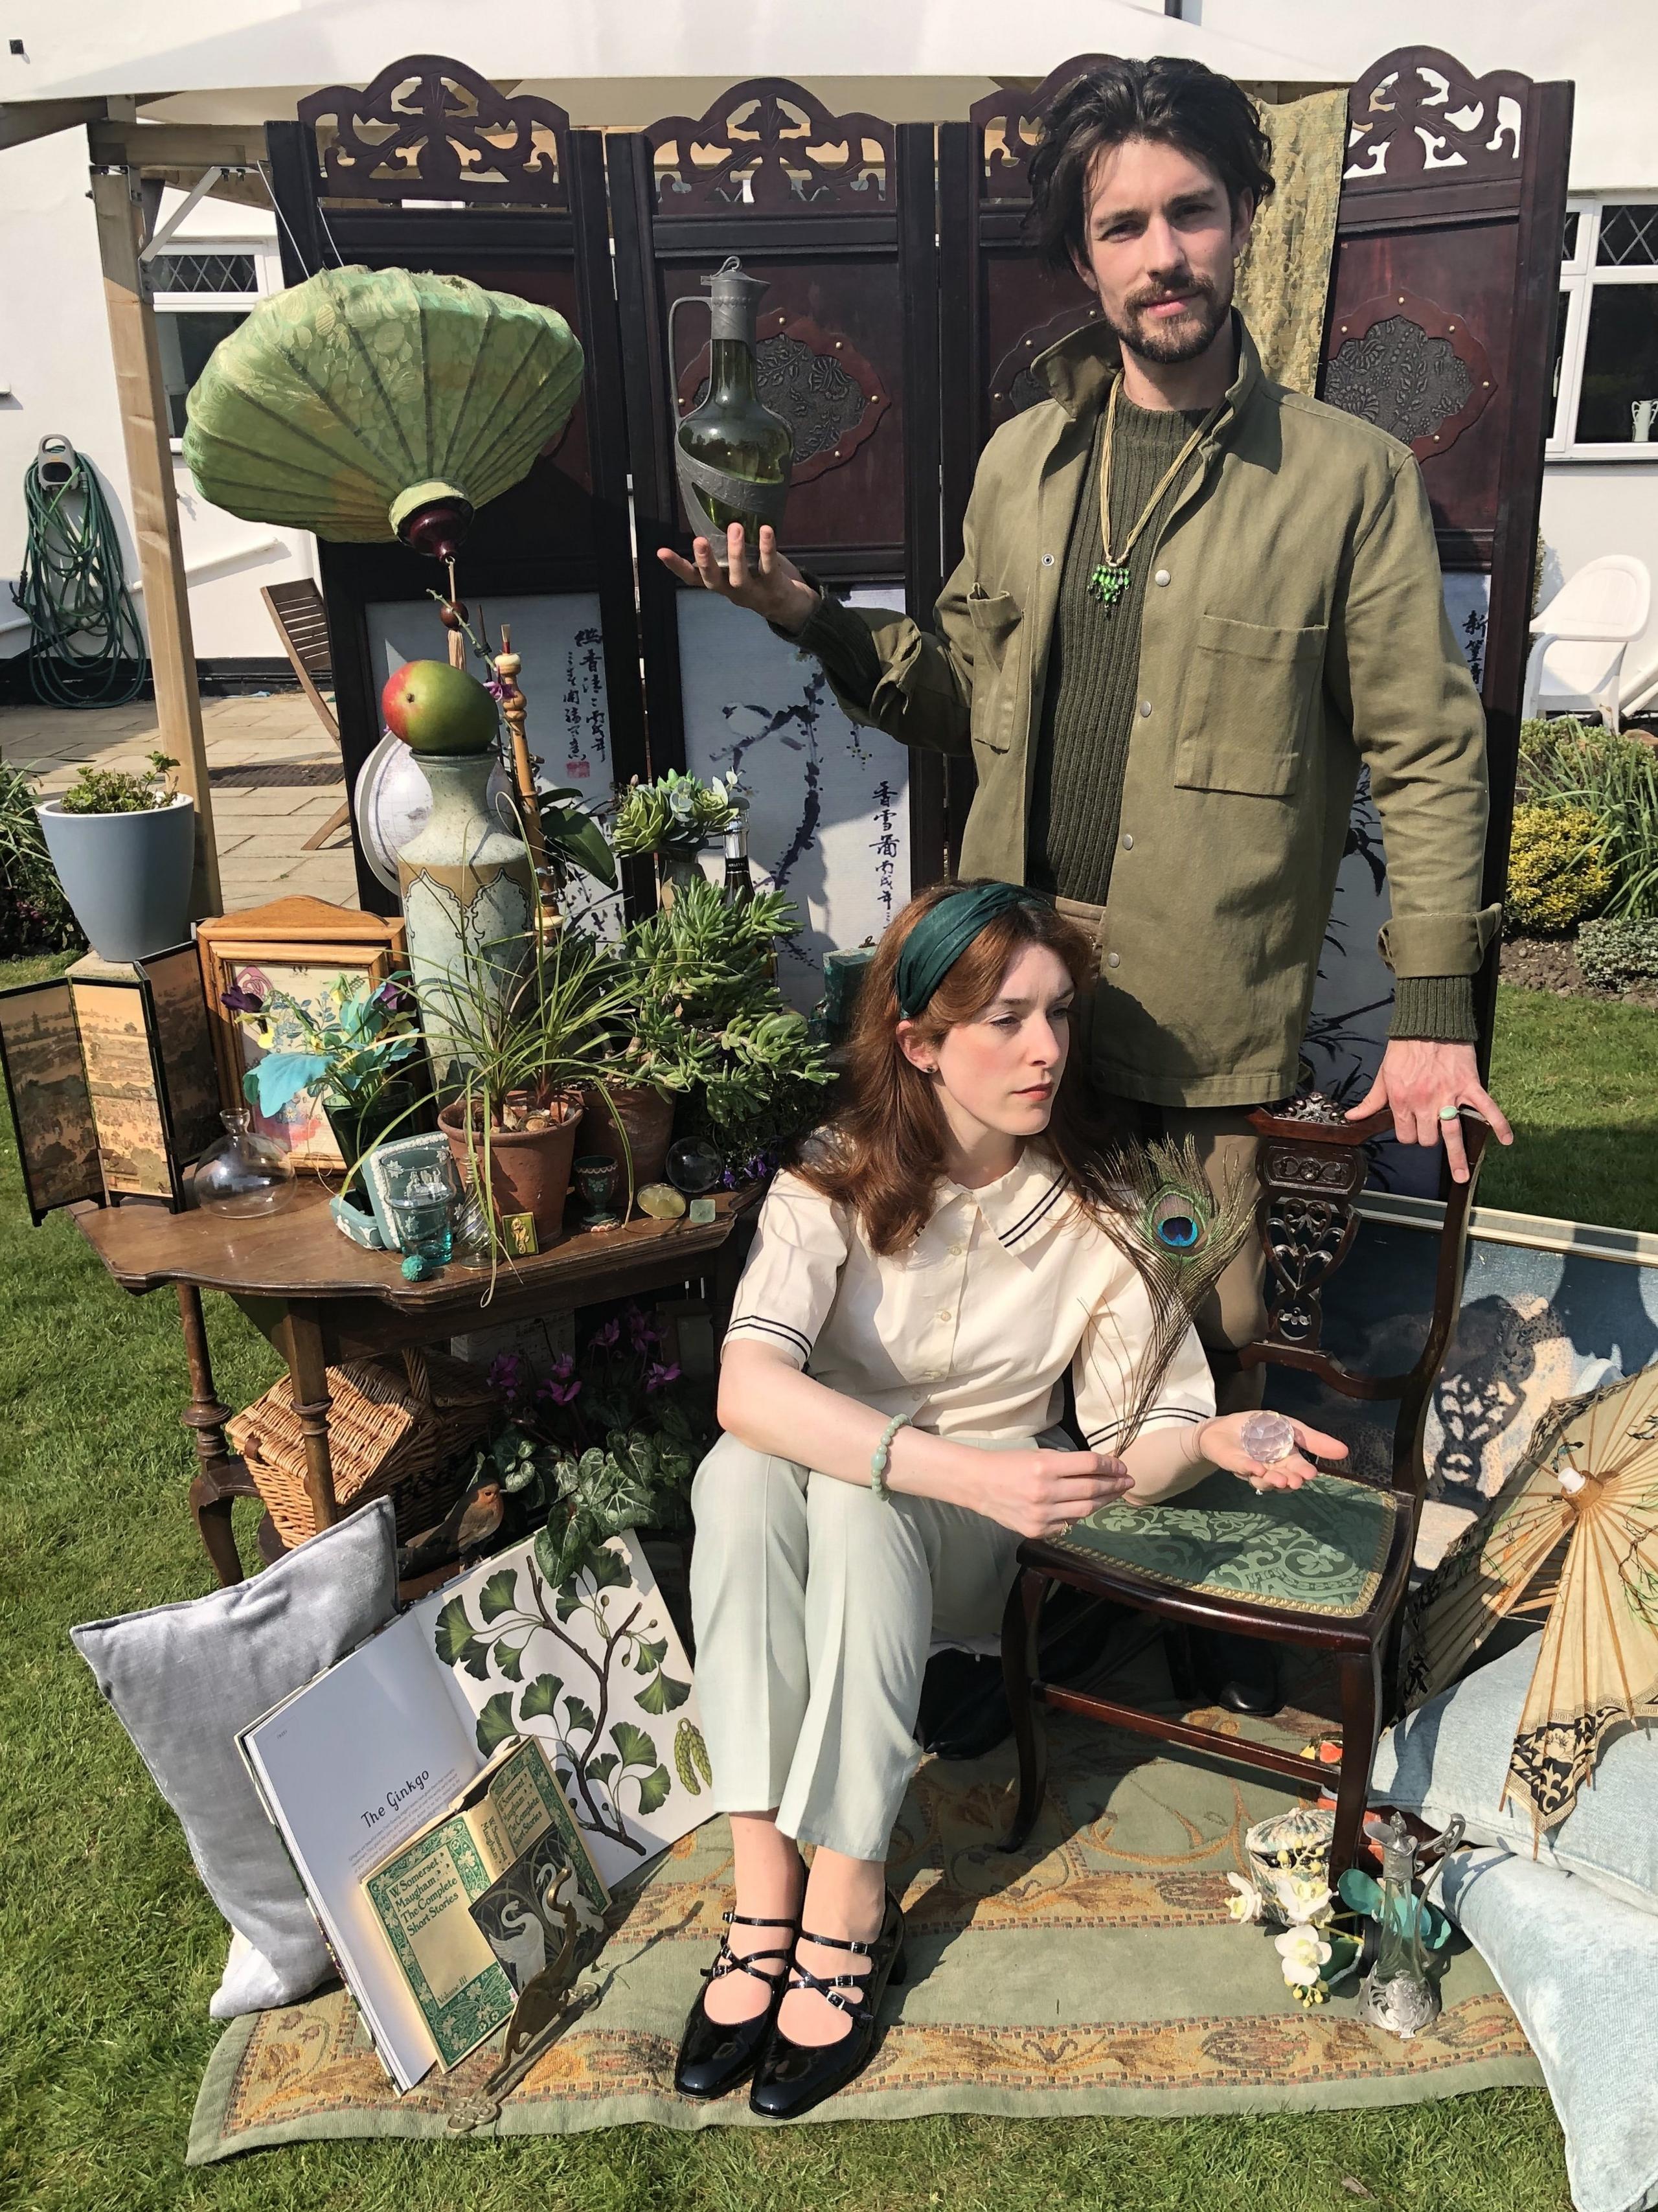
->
<box><xmin>580</xmin><ymin>1080</ymin><xmax>676</xmax><ymax>1199</ymax></box>
<box><xmin>396</xmin><ymin>750</ymin><xmax>534</xmax><ymax>1088</ymax></box>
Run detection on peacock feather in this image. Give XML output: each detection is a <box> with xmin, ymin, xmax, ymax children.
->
<box><xmin>1095</xmin><ymin>1135</ymin><xmax>1258</xmax><ymax>1448</ymax></box>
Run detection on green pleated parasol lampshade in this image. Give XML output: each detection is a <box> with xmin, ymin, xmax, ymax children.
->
<box><xmin>181</xmin><ymin>265</ymin><xmax>584</xmax><ymax>560</ymax></box>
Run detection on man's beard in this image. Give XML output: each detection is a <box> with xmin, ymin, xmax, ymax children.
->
<box><xmin>1102</xmin><ymin>275</ymin><xmax>1231</xmax><ymax>367</ymax></box>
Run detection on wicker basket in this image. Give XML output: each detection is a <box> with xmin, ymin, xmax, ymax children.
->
<box><xmin>227</xmin><ymin>1349</ymin><xmax>497</xmax><ymax>1549</ymax></box>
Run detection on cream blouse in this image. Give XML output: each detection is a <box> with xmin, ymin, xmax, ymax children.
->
<box><xmin>724</xmin><ymin>1146</ymin><xmax>1215</xmax><ymax>1452</ymax></box>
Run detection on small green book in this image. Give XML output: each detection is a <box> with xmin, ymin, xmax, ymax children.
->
<box><xmin>362</xmin><ymin>1735</ymin><xmax>609</xmax><ymax>2071</ymax></box>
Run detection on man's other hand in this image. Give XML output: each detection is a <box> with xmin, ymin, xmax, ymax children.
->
<box><xmin>1347</xmin><ymin>1040</ymin><xmax>1514</xmax><ymax>1183</ymax></box>
<box><xmin>656</xmin><ymin>523</ymin><xmax>819</xmax><ymax>633</ymax></box>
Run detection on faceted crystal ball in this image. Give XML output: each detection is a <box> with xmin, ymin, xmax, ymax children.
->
<box><xmin>1239</xmin><ymin>1411</ymin><xmax>1297</xmax><ymax>1465</ymax></box>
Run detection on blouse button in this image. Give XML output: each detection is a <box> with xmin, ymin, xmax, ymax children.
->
<box><xmin>937</xmin><ymin>1308</ymin><xmax>953</xmax><ymax>1323</ymax></box>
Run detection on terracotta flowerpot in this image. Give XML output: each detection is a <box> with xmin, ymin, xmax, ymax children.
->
<box><xmin>580</xmin><ymin>1080</ymin><xmax>676</xmax><ymax>1197</ymax></box>
<box><xmin>438</xmin><ymin>1090</ymin><xmax>585</xmax><ymax>1244</ymax></box>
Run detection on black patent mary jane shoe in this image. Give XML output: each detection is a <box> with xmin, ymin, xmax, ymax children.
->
<box><xmin>749</xmin><ymin>1891</ymin><xmax>907</xmax><ymax>2121</ymax></box>
<box><xmin>675</xmin><ymin>1910</ymin><xmax>799</xmax><ymax>2101</ymax></box>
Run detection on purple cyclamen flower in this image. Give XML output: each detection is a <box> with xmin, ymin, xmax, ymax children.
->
<box><xmin>539</xmin><ymin>1374</ymin><xmax>582</xmax><ymax>1407</ymax></box>
<box><xmin>373</xmin><ymin>979</ymin><xmax>407</xmax><ymax>1015</ymax></box>
<box><xmin>644</xmin><ymin>1360</ymin><xmax>681</xmax><ymax>1394</ymax></box>
<box><xmin>488</xmin><ymin>1352</ymin><xmax>528</xmax><ymax>1399</ymax></box>
<box><xmin>588</xmin><ymin>1318</ymin><xmax>620</xmax><ymax>1353</ymax></box>
<box><xmin>221</xmin><ymin>984</ymin><xmax>264</xmax><ymax>1016</ymax></box>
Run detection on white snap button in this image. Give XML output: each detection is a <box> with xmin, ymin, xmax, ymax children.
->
<box><xmin>1153</xmin><ymin>569</ymin><xmax>1170</xmax><ymax>586</ymax></box>
<box><xmin>1139</xmin><ymin>700</ymin><xmax>1152</xmax><ymax>717</ymax></box>
<box><xmin>1107</xmin><ymin>951</ymin><xmax>1121</xmax><ymax>968</ymax></box>
<box><xmin>1122</xmin><ymin>832</ymin><xmax>1134</xmax><ymax>850</ymax></box>
<box><xmin>1042</xmin><ymin>553</ymin><xmax>1055</xmax><ymax>567</ymax></box>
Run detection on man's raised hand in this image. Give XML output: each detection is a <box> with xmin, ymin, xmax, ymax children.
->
<box><xmin>656</xmin><ymin>522</ymin><xmax>819</xmax><ymax>634</ymax></box>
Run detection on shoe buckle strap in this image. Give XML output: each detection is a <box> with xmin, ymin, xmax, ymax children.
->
<box><xmin>797</xmin><ymin>1926</ymin><xmax>875</xmax><ymax>1955</ymax></box>
<box><xmin>723</xmin><ymin>1910</ymin><xmax>800</xmax><ymax>1930</ymax></box>
<box><xmin>788</xmin><ymin>1963</ymin><xmax>875</xmax><ymax>2020</ymax></box>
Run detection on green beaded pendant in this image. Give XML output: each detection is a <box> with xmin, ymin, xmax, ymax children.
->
<box><xmin>1087</xmin><ymin>560</ymin><xmax>1130</xmax><ymax>610</ymax></box>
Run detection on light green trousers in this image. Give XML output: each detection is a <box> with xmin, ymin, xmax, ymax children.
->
<box><xmin>688</xmin><ymin>1431</ymin><xmax>1026</xmax><ymax>1863</ymax></box>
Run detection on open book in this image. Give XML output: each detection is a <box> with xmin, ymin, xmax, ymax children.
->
<box><xmin>363</xmin><ymin>1736</ymin><xmax>608</xmax><ymax>2071</ymax></box>
<box><xmin>240</xmin><ymin>1531</ymin><xmax>708</xmax><ymax>2092</ymax></box>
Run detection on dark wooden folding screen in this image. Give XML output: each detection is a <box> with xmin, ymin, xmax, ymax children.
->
<box><xmin>606</xmin><ymin>82</ymin><xmax>947</xmax><ymax>885</ymax></box>
<box><xmin>264</xmin><ymin>56</ymin><xmax>646</xmax><ymax>916</ymax></box>
<box><xmin>261</xmin><ymin>47</ymin><xmax>1569</xmax><ymax>1045</ymax></box>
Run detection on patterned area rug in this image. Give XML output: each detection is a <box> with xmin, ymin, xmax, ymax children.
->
<box><xmin>188</xmin><ymin>1678</ymin><xmax>1539</xmax><ymax>2161</ymax></box>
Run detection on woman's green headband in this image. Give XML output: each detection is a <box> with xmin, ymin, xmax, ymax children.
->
<box><xmin>895</xmin><ymin>882</ymin><xmax>1050</xmax><ymax>1021</ymax></box>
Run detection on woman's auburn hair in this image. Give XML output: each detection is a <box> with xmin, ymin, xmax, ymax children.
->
<box><xmin>791</xmin><ymin>880</ymin><xmax>1124</xmax><ymax>1255</ymax></box>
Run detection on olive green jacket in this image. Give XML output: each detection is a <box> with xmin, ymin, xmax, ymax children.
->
<box><xmin>805</xmin><ymin>315</ymin><xmax>1499</xmax><ymax>1106</ymax></box>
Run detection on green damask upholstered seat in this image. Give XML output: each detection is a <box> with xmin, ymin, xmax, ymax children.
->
<box><xmin>1051</xmin><ymin>1471</ymin><xmax>1400</xmax><ymax>1621</ymax></box>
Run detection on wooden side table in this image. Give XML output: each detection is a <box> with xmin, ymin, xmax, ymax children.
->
<box><xmin>74</xmin><ymin>1183</ymin><xmax>762</xmax><ymax>1584</ymax></box>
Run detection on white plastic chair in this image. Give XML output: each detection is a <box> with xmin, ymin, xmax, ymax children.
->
<box><xmin>1523</xmin><ymin>554</ymin><xmax>1653</xmax><ymax>733</ymax></box>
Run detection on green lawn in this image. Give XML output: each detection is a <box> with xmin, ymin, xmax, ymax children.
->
<box><xmin>1481</xmin><ymin>983</ymin><xmax>1658</xmax><ymax>1231</ymax></box>
<box><xmin>6</xmin><ymin>955</ymin><xmax>1639</xmax><ymax>2209</ymax></box>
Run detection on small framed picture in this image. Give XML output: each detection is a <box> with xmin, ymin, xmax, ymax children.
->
<box><xmin>197</xmin><ymin>898</ymin><xmax>408</xmax><ymax>1173</ymax></box>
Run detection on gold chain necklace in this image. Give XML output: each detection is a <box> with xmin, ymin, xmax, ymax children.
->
<box><xmin>1087</xmin><ymin>377</ymin><xmax>1225</xmax><ymax>611</ymax></box>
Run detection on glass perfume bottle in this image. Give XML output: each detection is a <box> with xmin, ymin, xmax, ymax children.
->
<box><xmin>673</xmin><ymin>257</ymin><xmax>793</xmax><ymax>558</ymax></box>
<box><xmin>194</xmin><ymin>1109</ymin><xmax>296</xmax><ymax>1217</ymax></box>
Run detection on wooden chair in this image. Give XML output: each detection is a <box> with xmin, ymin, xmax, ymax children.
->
<box><xmin>1001</xmin><ymin>1103</ymin><xmax>1489</xmax><ymax>1876</ymax></box>
<box><xmin>260</xmin><ymin>580</ymin><xmax>350</xmax><ymax>851</ymax></box>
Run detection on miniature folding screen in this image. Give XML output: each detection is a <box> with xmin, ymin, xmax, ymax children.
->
<box><xmin>938</xmin><ymin>47</ymin><xmax>1570</xmax><ymax>1191</ymax></box>
<box><xmin>608</xmin><ymin>81</ymin><xmax>948</xmax><ymax>1001</ymax></box>
<box><xmin>263</xmin><ymin>57</ymin><xmax>648</xmax><ymax>918</ymax></box>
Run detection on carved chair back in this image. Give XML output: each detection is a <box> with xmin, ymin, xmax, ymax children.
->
<box><xmin>1244</xmin><ymin>1103</ymin><xmax>1488</xmax><ymax>1531</ymax></box>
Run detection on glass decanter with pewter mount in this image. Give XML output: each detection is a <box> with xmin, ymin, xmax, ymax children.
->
<box><xmin>672</xmin><ymin>258</ymin><xmax>794</xmax><ymax>565</ymax></box>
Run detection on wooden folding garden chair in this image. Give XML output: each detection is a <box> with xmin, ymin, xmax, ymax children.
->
<box><xmin>1001</xmin><ymin>1104</ymin><xmax>1489</xmax><ymax>1876</ymax></box>
<box><xmin>261</xmin><ymin>580</ymin><xmax>350</xmax><ymax>851</ymax></box>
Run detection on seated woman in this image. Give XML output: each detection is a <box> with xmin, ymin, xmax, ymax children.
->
<box><xmin>679</xmin><ymin>882</ymin><xmax>1342</xmax><ymax>2119</ymax></box>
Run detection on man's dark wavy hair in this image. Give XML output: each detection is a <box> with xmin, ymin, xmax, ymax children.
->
<box><xmin>1027</xmin><ymin>57</ymin><xmax>1275</xmax><ymax>277</ymax></box>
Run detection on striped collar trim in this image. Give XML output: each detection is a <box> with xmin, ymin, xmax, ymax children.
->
<box><xmin>934</xmin><ymin>1150</ymin><xmax>1069</xmax><ymax>1252</ymax></box>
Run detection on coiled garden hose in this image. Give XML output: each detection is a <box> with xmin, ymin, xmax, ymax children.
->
<box><xmin>12</xmin><ymin>435</ymin><xmax>147</xmax><ymax>707</ymax></box>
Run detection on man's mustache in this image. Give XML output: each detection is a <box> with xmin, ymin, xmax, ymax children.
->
<box><xmin>1126</xmin><ymin>279</ymin><xmax>1215</xmax><ymax>315</ymax></box>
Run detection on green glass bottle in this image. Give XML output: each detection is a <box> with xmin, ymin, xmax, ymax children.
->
<box><xmin>674</xmin><ymin>257</ymin><xmax>793</xmax><ymax>562</ymax></box>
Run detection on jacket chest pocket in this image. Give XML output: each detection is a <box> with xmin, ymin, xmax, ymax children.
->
<box><xmin>1174</xmin><ymin>613</ymin><xmax>1327</xmax><ymax>797</ymax></box>
<box><xmin>968</xmin><ymin>588</ymin><xmax>1021</xmax><ymax>755</ymax></box>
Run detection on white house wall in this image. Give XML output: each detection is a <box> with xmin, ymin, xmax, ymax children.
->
<box><xmin>0</xmin><ymin>128</ymin><xmax>317</xmax><ymax>668</ymax></box>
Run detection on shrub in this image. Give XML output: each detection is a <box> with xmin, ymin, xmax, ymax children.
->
<box><xmin>56</xmin><ymin>749</ymin><xmax>178</xmax><ymax>816</ymax></box>
<box><xmin>0</xmin><ymin>760</ymin><xmax>84</xmax><ymax>955</ymax></box>
<box><xmin>1505</xmin><ymin>804</ymin><xmax>1613</xmax><ymax>934</ymax></box>
<box><xmin>1518</xmin><ymin>718</ymin><xmax>1658</xmax><ymax>918</ymax></box>
<box><xmin>1578</xmin><ymin>916</ymin><xmax>1658</xmax><ymax>989</ymax></box>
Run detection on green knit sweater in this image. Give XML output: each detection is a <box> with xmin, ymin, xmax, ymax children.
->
<box><xmin>793</xmin><ymin>391</ymin><xmax>1473</xmax><ymax>1045</ymax></box>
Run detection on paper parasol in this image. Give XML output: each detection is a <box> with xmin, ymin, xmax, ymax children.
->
<box><xmin>181</xmin><ymin>266</ymin><xmax>584</xmax><ymax>554</ymax></box>
<box><xmin>1402</xmin><ymin>1365</ymin><xmax>1658</xmax><ymax>1831</ymax></box>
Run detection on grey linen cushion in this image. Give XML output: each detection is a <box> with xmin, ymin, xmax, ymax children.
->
<box><xmin>1371</xmin><ymin>1632</ymin><xmax>1658</xmax><ymax>1918</ymax></box>
<box><xmin>1440</xmin><ymin>1850</ymin><xmax>1658</xmax><ymax>2212</ymax></box>
<box><xmin>71</xmin><ymin>1499</ymin><xmax>397</xmax><ymax>2020</ymax></box>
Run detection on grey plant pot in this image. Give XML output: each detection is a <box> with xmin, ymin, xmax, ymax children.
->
<box><xmin>37</xmin><ymin>792</ymin><xmax>196</xmax><ymax>961</ymax></box>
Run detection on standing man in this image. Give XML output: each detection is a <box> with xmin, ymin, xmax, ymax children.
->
<box><xmin>661</xmin><ymin>58</ymin><xmax>1512</xmax><ymax>1700</ymax></box>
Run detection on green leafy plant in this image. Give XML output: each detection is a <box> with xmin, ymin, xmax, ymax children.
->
<box><xmin>54</xmin><ymin>748</ymin><xmax>178</xmax><ymax>815</ymax></box>
<box><xmin>609</xmin><ymin>770</ymin><xmax>740</xmax><ymax>860</ymax></box>
<box><xmin>0</xmin><ymin>759</ymin><xmax>82</xmax><ymax>954</ymax></box>
<box><xmin>609</xmin><ymin>876</ymin><xmax>831</xmax><ymax>1154</ymax></box>
<box><xmin>1577</xmin><ymin>915</ymin><xmax>1658</xmax><ymax>989</ymax></box>
<box><xmin>433</xmin><ymin>1535</ymin><xmax>700</xmax><ymax>1856</ymax></box>
<box><xmin>1519</xmin><ymin>717</ymin><xmax>1658</xmax><ymax>919</ymax></box>
<box><xmin>1505</xmin><ymin>804</ymin><xmax>1614</xmax><ymax>934</ymax></box>
<box><xmin>534</xmin><ymin>785</ymin><xmax>618</xmax><ymax>891</ymax></box>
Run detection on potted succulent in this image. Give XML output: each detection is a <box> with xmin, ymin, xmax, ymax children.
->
<box><xmin>221</xmin><ymin>970</ymin><xmax>426</xmax><ymax>1193</ymax></box>
<box><xmin>600</xmin><ymin>875</ymin><xmax>832</xmax><ymax>1198</ymax></box>
<box><xmin>36</xmin><ymin>750</ymin><xmax>194</xmax><ymax>961</ymax></box>
<box><xmin>609</xmin><ymin>769</ymin><xmax>741</xmax><ymax>904</ymax></box>
<box><xmin>423</xmin><ymin>926</ymin><xmax>635</xmax><ymax>1249</ymax></box>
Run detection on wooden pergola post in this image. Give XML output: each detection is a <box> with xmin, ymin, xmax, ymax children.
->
<box><xmin>89</xmin><ymin>163</ymin><xmax>221</xmax><ymax>917</ymax></box>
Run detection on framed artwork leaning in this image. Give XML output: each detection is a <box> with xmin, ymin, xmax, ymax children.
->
<box><xmin>197</xmin><ymin>897</ymin><xmax>408</xmax><ymax>1174</ymax></box>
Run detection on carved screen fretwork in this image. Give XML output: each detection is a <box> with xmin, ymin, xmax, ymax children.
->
<box><xmin>1323</xmin><ymin>290</ymin><xmax>1496</xmax><ymax>459</ymax></box>
<box><xmin>677</xmin><ymin>313</ymin><xmax>889</xmax><ymax>483</ymax></box>
<box><xmin>1345</xmin><ymin>46</ymin><xmax>1528</xmax><ymax>190</ymax></box>
<box><xmin>970</xmin><ymin>56</ymin><xmax>1115</xmax><ymax>203</ymax></box>
<box><xmin>297</xmin><ymin>54</ymin><xmax>567</xmax><ymax>207</ymax></box>
<box><xmin>649</xmin><ymin>80</ymin><xmax>891</xmax><ymax>214</ymax></box>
